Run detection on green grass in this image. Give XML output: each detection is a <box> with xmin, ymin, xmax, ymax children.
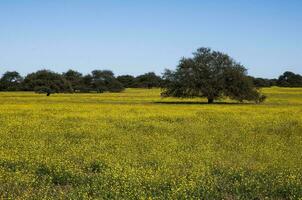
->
<box><xmin>0</xmin><ymin>87</ymin><xmax>301</xmax><ymax>199</ymax></box>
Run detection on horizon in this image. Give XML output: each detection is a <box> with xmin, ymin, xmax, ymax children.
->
<box><xmin>1</xmin><ymin>0</ymin><xmax>301</xmax><ymax>78</ymax></box>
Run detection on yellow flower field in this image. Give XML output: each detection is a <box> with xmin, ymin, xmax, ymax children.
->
<box><xmin>0</xmin><ymin>87</ymin><xmax>301</xmax><ymax>199</ymax></box>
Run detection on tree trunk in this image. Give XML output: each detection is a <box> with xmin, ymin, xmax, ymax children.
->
<box><xmin>208</xmin><ymin>98</ymin><xmax>214</xmax><ymax>104</ymax></box>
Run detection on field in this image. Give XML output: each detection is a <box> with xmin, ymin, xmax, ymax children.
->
<box><xmin>0</xmin><ymin>87</ymin><xmax>301</xmax><ymax>199</ymax></box>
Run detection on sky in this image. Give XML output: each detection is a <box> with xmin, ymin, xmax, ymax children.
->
<box><xmin>0</xmin><ymin>0</ymin><xmax>301</xmax><ymax>78</ymax></box>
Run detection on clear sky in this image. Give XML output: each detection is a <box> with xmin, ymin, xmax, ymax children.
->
<box><xmin>0</xmin><ymin>0</ymin><xmax>301</xmax><ymax>78</ymax></box>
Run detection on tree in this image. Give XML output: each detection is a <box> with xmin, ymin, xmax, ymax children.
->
<box><xmin>63</xmin><ymin>69</ymin><xmax>84</xmax><ymax>92</ymax></box>
<box><xmin>23</xmin><ymin>70</ymin><xmax>72</xmax><ymax>95</ymax></box>
<box><xmin>0</xmin><ymin>71</ymin><xmax>23</xmax><ymax>91</ymax></box>
<box><xmin>135</xmin><ymin>72</ymin><xmax>162</xmax><ymax>88</ymax></box>
<box><xmin>162</xmin><ymin>47</ymin><xmax>266</xmax><ymax>103</ymax></box>
<box><xmin>250</xmin><ymin>77</ymin><xmax>276</xmax><ymax>87</ymax></box>
<box><xmin>277</xmin><ymin>71</ymin><xmax>302</xmax><ymax>87</ymax></box>
<box><xmin>117</xmin><ymin>75</ymin><xmax>136</xmax><ymax>88</ymax></box>
<box><xmin>80</xmin><ymin>74</ymin><xmax>93</xmax><ymax>92</ymax></box>
<box><xmin>90</xmin><ymin>70</ymin><xmax>124</xmax><ymax>93</ymax></box>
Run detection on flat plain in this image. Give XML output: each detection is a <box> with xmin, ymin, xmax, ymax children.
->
<box><xmin>0</xmin><ymin>87</ymin><xmax>301</xmax><ymax>199</ymax></box>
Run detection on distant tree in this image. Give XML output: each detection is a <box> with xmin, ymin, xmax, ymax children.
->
<box><xmin>135</xmin><ymin>72</ymin><xmax>162</xmax><ymax>88</ymax></box>
<box><xmin>162</xmin><ymin>48</ymin><xmax>266</xmax><ymax>103</ymax></box>
<box><xmin>90</xmin><ymin>70</ymin><xmax>124</xmax><ymax>92</ymax></box>
<box><xmin>81</xmin><ymin>74</ymin><xmax>93</xmax><ymax>92</ymax></box>
<box><xmin>63</xmin><ymin>69</ymin><xmax>84</xmax><ymax>92</ymax></box>
<box><xmin>23</xmin><ymin>70</ymin><xmax>72</xmax><ymax>95</ymax></box>
<box><xmin>0</xmin><ymin>71</ymin><xmax>23</xmax><ymax>91</ymax></box>
<box><xmin>277</xmin><ymin>71</ymin><xmax>302</xmax><ymax>87</ymax></box>
<box><xmin>117</xmin><ymin>75</ymin><xmax>136</xmax><ymax>88</ymax></box>
<box><xmin>250</xmin><ymin>77</ymin><xmax>276</xmax><ymax>87</ymax></box>
<box><xmin>269</xmin><ymin>78</ymin><xmax>278</xmax><ymax>86</ymax></box>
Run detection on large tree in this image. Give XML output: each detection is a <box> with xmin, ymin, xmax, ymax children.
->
<box><xmin>162</xmin><ymin>48</ymin><xmax>266</xmax><ymax>103</ymax></box>
<box><xmin>23</xmin><ymin>70</ymin><xmax>72</xmax><ymax>95</ymax></box>
<box><xmin>0</xmin><ymin>71</ymin><xmax>23</xmax><ymax>91</ymax></box>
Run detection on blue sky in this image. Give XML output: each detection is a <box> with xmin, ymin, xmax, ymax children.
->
<box><xmin>0</xmin><ymin>0</ymin><xmax>301</xmax><ymax>78</ymax></box>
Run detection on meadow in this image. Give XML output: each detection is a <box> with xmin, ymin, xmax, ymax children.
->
<box><xmin>0</xmin><ymin>87</ymin><xmax>301</xmax><ymax>199</ymax></box>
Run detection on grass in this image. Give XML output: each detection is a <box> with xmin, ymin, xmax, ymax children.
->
<box><xmin>0</xmin><ymin>87</ymin><xmax>301</xmax><ymax>199</ymax></box>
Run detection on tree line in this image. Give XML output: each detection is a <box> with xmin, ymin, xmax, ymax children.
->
<box><xmin>1</xmin><ymin>68</ymin><xmax>300</xmax><ymax>93</ymax></box>
<box><xmin>250</xmin><ymin>71</ymin><xmax>302</xmax><ymax>88</ymax></box>
<box><xmin>0</xmin><ymin>69</ymin><xmax>163</xmax><ymax>94</ymax></box>
<box><xmin>0</xmin><ymin>47</ymin><xmax>301</xmax><ymax>103</ymax></box>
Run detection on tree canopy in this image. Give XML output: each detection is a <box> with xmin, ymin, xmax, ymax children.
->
<box><xmin>89</xmin><ymin>70</ymin><xmax>124</xmax><ymax>93</ymax></box>
<box><xmin>277</xmin><ymin>71</ymin><xmax>302</xmax><ymax>87</ymax></box>
<box><xmin>161</xmin><ymin>48</ymin><xmax>266</xmax><ymax>103</ymax></box>
<box><xmin>117</xmin><ymin>75</ymin><xmax>136</xmax><ymax>88</ymax></box>
<box><xmin>0</xmin><ymin>71</ymin><xmax>23</xmax><ymax>91</ymax></box>
<box><xmin>134</xmin><ymin>72</ymin><xmax>162</xmax><ymax>88</ymax></box>
<box><xmin>23</xmin><ymin>70</ymin><xmax>72</xmax><ymax>95</ymax></box>
<box><xmin>62</xmin><ymin>69</ymin><xmax>84</xmax><ymax>92</ymax></box>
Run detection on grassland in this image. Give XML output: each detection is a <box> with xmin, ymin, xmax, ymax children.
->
<box><xmin>0</xmin><ymin>87</ymin><xmax>301</xmax><ymax>199</ymax></box>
